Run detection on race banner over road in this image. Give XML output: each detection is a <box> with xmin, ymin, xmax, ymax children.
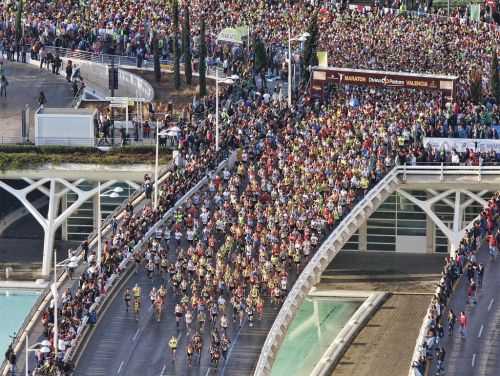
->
<box><xmin>311</xmin><ymin>66</ymin><xmax>458</xmax><ymax>100</ymax></box>
<box><xmin>423</xmin><ymin>137</ymin><xmax>500</xmax><ymax>153</ymax></box>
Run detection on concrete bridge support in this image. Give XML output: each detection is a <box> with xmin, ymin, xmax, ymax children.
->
<box><xmin>0</xmin><ymin>178</ymin><xmax>116</xmax><ymax>277</ymax></box>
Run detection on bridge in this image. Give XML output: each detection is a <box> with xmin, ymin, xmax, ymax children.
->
<box><xmin>62</xmin><ymin>164</ymin><xmax>500</xmax><ymax>376</ymax></box>
<box><xmin>0</xmin><ymin>163</ymin><xmax>158</xmax><ymax>277</ymax></box>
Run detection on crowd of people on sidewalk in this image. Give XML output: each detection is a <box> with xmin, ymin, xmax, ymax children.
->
<box><xmin>412</xmin><ymin>193</ymin><xmax>500</xmax><ymax>376</ymax></box>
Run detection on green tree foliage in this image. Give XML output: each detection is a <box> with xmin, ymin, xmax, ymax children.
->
<box><xmin>254</xmin><ymin>38</ymin><xmax>267</xmax><ymax>74</ymax></box>
<box><xmin>15</xmin><ymin>0</ymin><xmax>23</xmax><ymax>42</ymax></box>
<box><xmin>153</xmin><ymin>32</ymin><xmax>161</xmax><ymax>82</ymax></box>
<box><xmin>491</xmin><ymin>49</ymin><xmax>500</xmax><ymax>104</ymax></box>
<box><xmin>172</xmin><ymin>0</ymin><xmax>181</xmax><ymax>90</ymax></box>
<box><xmin>303</xmin><ymin>12</ymin><xmax>319</xmax><ymax>83</ymax></box>
<box><xmin>470</xmin><ymin>66</ymin><xmax>483</xmax><ymax>104</ymax></box>
<box><xmin>199</xmin><ymin>19</ymin><xmax>207</xmax><ymax>97</ymax></box>
<box><xmin>182</xmin><ymin>5</ymin><xmax>193</xmax><ymax>85</ymax></box>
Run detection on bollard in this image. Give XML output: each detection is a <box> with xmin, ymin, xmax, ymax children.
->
<box><xmin>5</xmin><ymin>266</ymin><xmax>13</xmax><ymax>280</ymax></box>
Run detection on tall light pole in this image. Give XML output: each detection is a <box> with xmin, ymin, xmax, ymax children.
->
<box><xmin>288</xmin><ymin>30</ymin><xmax>310</xmax><ymax>107</ymax></box>
<box><xmin>154</xmin><ymin>120</ymin><xmax>159</xmax><ymax>209</ymax></box>
<box><xmin>97</xmin><ymin>185</ymin><xmax>124</xmax><ymax>263</ymax></box>
<box><xmin>97</xmin><ymin>181</ymin><xmax>102</xmax><ymax>266</ymax></box>
<box><xmin>53</xmin><ymin>249</ymin><xmax>58</xmax><ymax>359</ymax></box>
<box><xmin>215</xmin><ymin>68</ymin><xmax>220</xmax><ymax>152</ymax></box>
<box><xmin>215</xmin><ymin>70</ymin><xmax>236</xmax><ymax>153</ymax></box>
<box><xmin>288</xmin><ymin>28</ymin><xmax>292</xmax><ymax>107</ymax></box>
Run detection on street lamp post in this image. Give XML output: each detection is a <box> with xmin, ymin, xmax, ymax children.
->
<box><xmin>53</xmin><ymin>250</ymin><xmax>58</xmax><ymax>359</ymax></box>
<box><xmin>215</xmin><ymin>69</ymin><xmax>236</xmax><ymax>153</ymax></box>
<box><xmin>215</xmin><ymin>68</ymin><xmax>220</xmax><ymax>152</ymax></box>
<box><xmin>97</xmin><ymin>181</ymin><xmax>102</xmax><ymax>265</ymax></box>
<box><xmin>97</xmin><ymin>185</ymin><xmax>124</xmax><ymax>264</ymax></box>
<box><xmin>287</xmin><ymin>29</ymin><xmax>310</xmax><ymax>107</ymax></box>
<box><xmin>154</xmin><ymin>120</ymin><xmax>159</xmax><ymax>209</ymax></box>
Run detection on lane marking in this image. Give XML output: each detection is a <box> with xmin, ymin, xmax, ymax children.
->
<box><xmin>488</xmin><ymin>298</ymin><xmax>494</xmax><ymax>312</ymax></box>
<box><xmin>478</xmin><ymin>324</ymin><xmax>484</xmax><ymax>338</ymax></box>
<box><xmin>204</xmin><ymin>367</ymin><xmax>211</xmax><ymax>376</ymax></box>
<box><xmin>133</xmin><ymin>328</ymin><xmax>141</xmax><ymax>341</ymax></box>
<box><xmin>472</xmin><ymin>353</ymin><xmax>476</xmax><ymax>367</ymax></box>
<box><xmin>159</xmin><ymin>363</ymin><xmax>166</xmax><ymax>376</ymax></box>
<box><xmin>117</xmin><ymin>360</ymin><xmax>124</xmax><ymax>374</ymax></box>
<box><xmin>221</xmin><ymin>320</ymin><xmax>246</xmax><ymax>376</ymax></box>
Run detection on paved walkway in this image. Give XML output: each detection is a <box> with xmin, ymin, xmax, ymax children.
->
<box><xmin>0</xmin><ymin>61</ymin><xmax>73</xmax><ymax>139</ymax></box>
<box><xmin>332</xmin><ymin>294</ymin><xmax>432</xmax><ymax>376</ymax></box>
<box><xmin>429</xmin><ymin>244</ymin><xmax>500</xmax><ymax>376</ymax></box>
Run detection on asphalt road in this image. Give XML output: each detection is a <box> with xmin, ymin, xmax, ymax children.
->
<box><xmin>430</xmin><ymin>243</ymin><xmax>500</xmax><ymax>376</ymax></box>
<box><xmin>76</xmin><ymin>169</ymin><xmax>288</xmax><ymax>376</ymax></box>
<box><xmin>75</xmin><ymin>262</ymin><xmax>278</xmax><ymax>376</ymax></box>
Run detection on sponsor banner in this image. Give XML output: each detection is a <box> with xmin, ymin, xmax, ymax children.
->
<box><xmin>423</xmin><ymin>137</ymin><xmax>500</xmax><ymax>153</ymax></box>
<box><xmin>325</xmin><ymin>70</ymin><xmax>441</xmax><ymax>90</ymax></box>
<box><xmin>311</xmin><ymin>67</ymin><xmax>457</xmax><ymax>99</ymax></box>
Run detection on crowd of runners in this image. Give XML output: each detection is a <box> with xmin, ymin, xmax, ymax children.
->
<box><xmin>1</xmin><ymin>0</ymin><xmax>499</xmax><ymax>374</ymax></box>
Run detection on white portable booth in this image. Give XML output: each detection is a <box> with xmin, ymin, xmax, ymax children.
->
<box><xmin>35</xmin><ymin>107</ymin><xmax>97</xmax><ymax>146</ymax></box>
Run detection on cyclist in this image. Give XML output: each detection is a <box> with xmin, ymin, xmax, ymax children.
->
<box><xmin>168</xmin><ymin>335</ymin><xmax>178</xmax><ymax>361</ymax></box>
<box><xmin>124</xmin><ymin>288</ymin><xmax>132</xmax><ymax>312</ymax></box>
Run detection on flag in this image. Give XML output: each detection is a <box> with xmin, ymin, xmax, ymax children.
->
<box><xmin>317</xmin><ymin>51</ymin><xmax>328</xmax><ymax>67</ymax></box>
<box><xmin>470</xmin><ymin>4</ymin><xmax>481</xmax><ymax>21</ymax></box>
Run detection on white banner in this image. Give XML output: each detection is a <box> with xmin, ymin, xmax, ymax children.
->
<box><xmin>423</xmin><ymin>137</ymin><xmax>500</xmax><ymax>153</ymax></box>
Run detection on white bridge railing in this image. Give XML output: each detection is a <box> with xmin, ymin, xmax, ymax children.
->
<box><xmin>254</xmin><ymin>163</ymin><xmax>500</xmax><ymax>375</ymax></box>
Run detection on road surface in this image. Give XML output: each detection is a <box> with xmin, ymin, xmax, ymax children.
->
<box><xmin>430</xmin><ymin>243</ymin><xmax>500</xmax><ymax>376</ymax></box>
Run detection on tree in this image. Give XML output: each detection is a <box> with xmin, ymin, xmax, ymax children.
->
<box><xmin>491</xmin><ymin>49</ymin><xmax>500</xmax><ymax>104</ymax></box>
<box><xmin>470</xmin><ymin>66</ymin><xmax>483</xmax><ymax>104</ymax></box>
<box><xmin>153</xmin><ymin>32</ymin><xmax>161</xmax><ymax>83</ymax></box>
<box><xmin>198</xmin><ymin>19</ymin><xmax>207</xmax><ymax>97</ymax></box>
<box><xmin>254</xmin><ymin>38</ymin><xmax>267</xmax><ymax>74</ymax></box>
<box><xmin>172</xmin><ymin>0</ymin><xmax>181</xmax><ymax>90</ymax></box>
<box><xmin>15</xmin><ymin>0</ymin><xmax>23</xmax><ymax>42</ymax></box>
<box><xmin>302</xmin><ymin>12</ymin><xmax>319</xmax><ymax>83</ymax></box>
<box><xmin>182</xmin><ymin>5</ymin><xmax>192</xmax><ymax>85</ymax></box>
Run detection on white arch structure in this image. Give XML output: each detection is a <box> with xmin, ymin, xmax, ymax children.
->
<box><xmin>0</xmin><ymin>178</ymin><xmax>117</xmax><ymax>277</ymax></box>
<box><xmin>254</xmin><ymin>164</ymin><xmax>500</xmax><ymax>375</ymax></box>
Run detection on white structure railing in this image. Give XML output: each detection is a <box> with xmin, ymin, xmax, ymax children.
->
<box><xmin>254</xmin><ymin>164</ymin><xmax>500</xmax><ymax>375</ymax></box>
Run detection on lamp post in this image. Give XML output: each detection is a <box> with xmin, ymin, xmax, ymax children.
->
<box><xmin>97</xmin><ymin>185</ymin><xmax>124</xmax><ymax>264</ymax></box>
<box><xmin>25</xmin><ymin>337</ymin><xmax>52</xmax><ymax>376</ymax></box>
<box><xmin>215</xmin><ymin>69</ymin><xmax>236</xmax><ymax>152</ymax></box>
<box><xmin>287</xmin><ymin>29</ymin><xmax>310</xmax><ymax>107</ymax></box>
<box><xmin>154</xmin><ymin>120</ymin><xmax>159</xmax><ymax>209</ymax></box>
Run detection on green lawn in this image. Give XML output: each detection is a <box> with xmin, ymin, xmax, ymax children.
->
<box><xmin>0</xmin><ymin>145</ymin><xmax>171</xmax><ymax>171</ymax></box>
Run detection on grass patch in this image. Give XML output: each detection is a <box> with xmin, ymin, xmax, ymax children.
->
<box><xmin>0</xmin><ymin>149</ymin><xmax>171</xmax><ymax>171</ymax></box>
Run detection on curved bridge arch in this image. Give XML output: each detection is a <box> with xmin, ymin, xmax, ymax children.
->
<box><xmin>254</xmin><ymin>164</ymin><xmax>500</xmax><ymax>375</ymax></box>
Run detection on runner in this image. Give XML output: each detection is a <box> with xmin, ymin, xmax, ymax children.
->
<box><xmin>168</xmin><ymin>335</ymin><xmax>178</xmax><ymax>361</ymax></box>
<box><xmin>124</xmin><ymin>288</ymin><xmax>132</xmax><ymax>312</ymax></box>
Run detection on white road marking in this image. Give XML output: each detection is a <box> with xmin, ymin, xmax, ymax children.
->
<box><xmin>204</xmin><ymin>368</ymin><xmax>211</xmax><ymax>376</ymax></box>
<box><xmin>117</xmin><ymin>361</ymin><xmax>124</xmax><ymax>374</ymax></box>
<box><xmin>133</xmin><ymin>328</ymin><xmax>140</xmax><ymax>341</ymax></box>
<box><xmin>472</xmin><ymin>353</ymin><xmax>476</xmax><ymax>367</ymax></box>
<box><xmin>478</xmin><ymin>324</ymin><xmax>484</xmax><ymax>338</ymax></box>
<box><xmin>159</xmin><ymin>364</ymin><xmax>166</xmax><ymax>376</ymax></box>
<box><xmin>488</xmin><ymin>298</ymin><xmax>494</xmax><ymax>312</ymax></box>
